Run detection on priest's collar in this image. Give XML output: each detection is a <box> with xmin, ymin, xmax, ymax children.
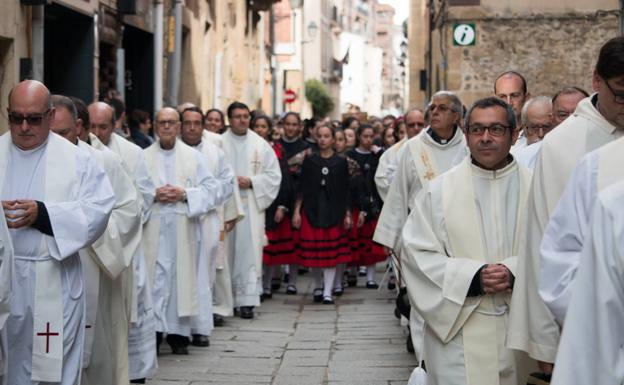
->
<box><xmin>427</xmin><ymin>126</ymin><xmax>457</xmax><ymax>145</ymax></box>
<box><xmin>470</xmin><ymin>154</ymin><xmax>516</xmax><ymax>179</ymax></box>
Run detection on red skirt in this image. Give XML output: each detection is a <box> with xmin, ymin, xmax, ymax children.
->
<box><xmin>349</xmin><ymin>211</ymin><xmax>387</xmax><ymax>266</ymax></box>
<box><xmin>297</xmin><ymin>212</ymin><xmax>351</xmax><ymax>268</ymax></box>
<box><xmin>263</xmin><ymin>216</ymin><xmax>297</xmax><ymax>265</ymax></box>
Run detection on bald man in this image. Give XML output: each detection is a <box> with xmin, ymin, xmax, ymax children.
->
<box><xmin>88</xmin><ymin>101</ymin><xmax>159</xmax><ymax>382</ymax></box>
<box><xmin>495</xmin><ymin>71</ymin><xmax>531</xmax><ymax>149</ymax></box>
<box><xmin>142</xmin><ymin>107</ymin><xmax>225</xmax><ymax>354</ymax></box>
<box><xmin>1</xmin><ymin>80</ymin><xmax>114</xmax><ymax>384</ymax></box>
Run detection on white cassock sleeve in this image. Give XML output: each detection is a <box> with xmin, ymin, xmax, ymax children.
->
<box><xmin>551</xmin><ymin>185</ymin><xmax>624</xmax><ymax>385</ymax></box>
<box><xmin>213</xmin><ymin>146</ymin><xmax>235</xmax><ymax>204</ymax></box>
<box><xmin>134</xmin><ymin>152</ymin><xmax>156</xmax><ymax>222</ymax></box>
<box><xmin>375</xmin><ymin>146</ymin><xmax>421</xmax><ymax>249</ymax></box>
<box><xmin>374</xmin><ymin>146</ymin><xmax>395</xmax><ymax>201</ymax></box>
<box><xmin>0</xmin><ymin>209</ymin><xmax>13</xmax><ymax>328</ymax></box>
<box><xmin>539</xmin><ymin>154</ymin><xmax>596</xmax><ymax>325</ymax></box>
<box><xmin>45</xmin><ymin>152</ymin><xmax>115</xmax><ymax>260</ymax></box>
<box><xmin>185</xmin><ymin>151</ymin><xmax>223</xmax><ymax>218</ymax></box>
<box><xmin>401</xmin><ymin>186</ymin><xmax>483</xmax><ymax>343</ymax></box>
<box><xmin>91</xmin><ymin>154</ymin><xmax>142</xmax><ymax>278</ymax></box>
<box><xmin>249</xmin><ymin>142</ymin><xmax>281</xmax><ymax>212</ymax></box>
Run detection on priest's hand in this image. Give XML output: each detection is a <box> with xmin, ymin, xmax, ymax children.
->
<box><xmin>291</xmin><ymin>211</ymin><xmax>302</xmax><ymax>229</ymax></box>
<box><xmin>537</xmin><ymin>361</ymin><xmax>554</xmax><ymax>375</ymax></box>
<box><xmin>2</xmin><ymin>200</ymin><xmax>38</xmax><ymax>229</ymax></box>
<box><xmin>224</xmin><ymin>219</ymin><xmax>236</xmax><ymax>232</ymax></box>
<box><xmin>238</xmin><ymin>176</ymin><xmax>252</xmax><ymax>189</ymax></box>
<box><xmin>481</xmin><ymin>264</ymin><xmax>512</xmax><ymax>294</ymax></box>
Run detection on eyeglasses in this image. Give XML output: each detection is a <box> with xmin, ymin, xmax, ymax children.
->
<box><xmin>231</xmin><ymin>114</ymin><xmax>250</xmax><ymax>120</ymax></box>
<box><xmin>406</xmin><ymin>122</ymin><xmax>425</xmax><ymax>128</ymax></box>
<box><xmin>525</xmin><ymin>123</ymin><xmax>553</xmax><ymax>135</ymax></box>
<box><xmin>157</xmin><ymin>120</ymin><xmax>178</xmax><ymax>127</ymax></box>
<box><xmin>429</xmin><ymin>104</ymin><xmax>451</xmax><ymax>113</ymax></box>
<box><xmin>466</xmin><ymin>124</ymin><xmax>510</xmax><ymax>136</ymax></box>
<box><xmin>603</xmin><ymin>79</ymin><xmax>624</xmax><ymax>104</ymax></box>
<box><xmin>8</xmin><ymin>109</ymin><xmax>51</xmax><ymax>126</ymax></box>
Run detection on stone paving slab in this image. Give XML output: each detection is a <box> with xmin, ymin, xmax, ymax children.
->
<box><xmin>148</xmin><ymin>267</ymin><xmax>414</xmax><ymax>384</ymax></box>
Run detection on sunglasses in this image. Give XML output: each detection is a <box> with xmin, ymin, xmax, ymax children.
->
<box><xmin>8</xmin><ymin>109</ymin><xmax>51</xmax><ymax>126</ymax></box>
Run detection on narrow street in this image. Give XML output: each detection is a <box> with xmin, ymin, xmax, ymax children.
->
<box><xmin>151</xmin><ymin>269</ymin><xmax>414</xmax><ymax>385</ymax></box>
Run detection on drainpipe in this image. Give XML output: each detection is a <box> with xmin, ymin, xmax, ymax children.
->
<box><xmin>116</xmin><ymin>26</ymin><xmax>126</xmax><ymax>101</ymax></box>
<box><xmin>32</xmin><ymin>4</ymin><xmax>44</xmax><ymax>81</ymax></box>
<box><xmin>167</xmin><ymin>0</ymin><xmax>182</xmax><ymax>107</ymax></box>
<box><xmin>427</xmin><ymin>0</ymin><xmax>433</xmax><ymax>102</ymax></box>
<box><xmin>270</xmin><ymin>7</ymin><xmax>277</xmax><ymax>116</ymax></box>
<box><xmin>154</xmin><ymin>0</ymin><xmax>164</xmax><ymax>112</ymax></box>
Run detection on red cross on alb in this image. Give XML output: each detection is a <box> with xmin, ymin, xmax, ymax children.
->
<box><xmin>36</xmin><ymin>322</ymin><xmax>59</xmax><ymax>354</ymax></box>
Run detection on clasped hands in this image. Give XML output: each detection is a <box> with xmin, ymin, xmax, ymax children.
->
<box><xmin>2</xmin><ymin>200</ymin><xmax>38</xmax><ymax>229</ymax></box>
<box><xmin>155</xmin><ymin>184</ymin><xmax>186</xmax><ymax>203</ymax></box>
<box><xmin>480</xmin><ymin>263</ymin><xmax>513</xmax><ymax>294</ymax></box>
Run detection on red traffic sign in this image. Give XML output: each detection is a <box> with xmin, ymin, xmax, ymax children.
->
<box><xmin>284</xmin><ymin>89</ymin><xmax>297</xmax><ymax>104</ymax></box>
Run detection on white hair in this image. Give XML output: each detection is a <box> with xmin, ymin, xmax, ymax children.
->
<box><xmin>521</xmin><ymin>96</ymin><xmax>552</xmax><ymax>126</ymax></box>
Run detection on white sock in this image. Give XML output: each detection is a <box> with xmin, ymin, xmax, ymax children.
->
<box><xmin>288</xmin><ymin>264</ymin><xmax>298</xmax><ymax>286</ymax></box>
<box><xmin>366</xmin><ymin>265</ymin><xmax>376</xmax><ymax>282</ymax></box>
<box><xmin>323</xmin><ymin>268</ymin><xmax>337</xmax><ymax>298</ymax></box>
<box><xmin>334</xmin><ymin>264</ymin><xmax>345</xmax><ymax>289</ymax></box>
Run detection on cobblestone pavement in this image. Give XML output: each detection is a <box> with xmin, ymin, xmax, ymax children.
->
<box><xmin>149</xmin><ymin>269</ymin><xmax>415</xmax><ymax>385</ymax></box>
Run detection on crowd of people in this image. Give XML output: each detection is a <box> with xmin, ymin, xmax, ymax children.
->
<box><xmin>0</xmin><ymin>35</ymin><xmax>622</xmax><ymax>385</ymax></box>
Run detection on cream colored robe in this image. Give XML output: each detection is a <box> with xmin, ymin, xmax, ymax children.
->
<box><xmin>94</xmin><ymin>132</ymin><xmax>158</xmax><ymax>379</ymax></box>
<box><xmin>221</xmin><ymin>129</ymin><xmax>281</xmax><ymax>308</ymax></box>
<box><xmin>507</xmin><ymin>95</ymin><xmax>624</xmax><ymax>363</ymax></box>
<box><xmin>401</xmin><ymin>158</ymin><xmax>533</xmax><ymax>385</ymax></box>
<box><xmin>143</xmin><ymin>139</ymin><xmax>222</xmax><ymax>335</ymax></box>
<box><xmin>374</xmin><ymin>137</ymin><xmax>408</xmax><ymax>201</ymax></box>
<box><xmin>550</xmin><ymin>180</ymin><xmax>624</xmax><ymax>385</ymax></box>
<box><xmin>373</xmin><ymin>128</ymin><xmax>467</xmax><ymax>249</ymax></box>
<box><xmin>0</xmin><ymin>203</ymin><xmax>13</xmax><ymax>381</ymax></box>
<box><xmin>76</xmin><ymin>140</ymin><xmax>141</xmax><ymax>385</ymax></box>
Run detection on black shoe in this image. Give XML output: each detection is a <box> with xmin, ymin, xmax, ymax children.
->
<box><xmin>387</xmin><ymin>277</ymin><xmax>396</xmax><ymax>291</ymax></box>
<box><xmin>240</xmin><ymin>306</ymin><xmax>254</xmax><ymax>319</ymax></box>
<box><xmin>130</xmin><ymin>379</ymin><xmax>146</xmax><ymax>384</ymax></box>
<box><xmin>213</xmin><ymin>314</ymin><xmax>225</xmax><ymax>327</ymax></box>
<box><xmin>347</xmin><ymin>275</ymin><xmax>357</xmax><ymax>287</ymax></box>
<box><xmin>332</xmin><ymin>287</ymin><xmax>344</xmax><ymax>296</ymax></box>
<box><xmin>271</xmin><ymin>277</ymin><xmax>282</xmax><ymax>291</ymax></box>
<box><xmin>406</xmin><ymin>334</ymin><xmax>415</xmax><ymax>354</ymax></box>
<box><xmin>191</xmin><ymin>334</ymin><xmax>210</xmax><ymax>347</ymax></box>
<box><xmin>313</xmin><ymin>288</ymin><xmax>323</xmax><ymax>303</ymax></box>
<box><xmin>286</xmin><ymin>285</ymin><xmax>297</xmax><ymax>295</ymax></box>
<box><xmin>322</xmin><ymin>296</ymin><xmax>334</xmax><ymax>305</ymax></box>
<box><xmin>260</xmin><ymin>292</ymin><xmax>272</xmax><ymax>301</ymax></box>
<box><xmin>394</xmin><ymin>307</ymin><xmax>401</xmax><ymax>320</ymax></box>
<box><xmin>171</xmin><ymin>346</ymin><xmax>189</xmax><ymax>355</ymax></box>
<box><xmin>366</xmin><ymin>281</ymin><xmax>379</xmax><ymax>289</ymax></box>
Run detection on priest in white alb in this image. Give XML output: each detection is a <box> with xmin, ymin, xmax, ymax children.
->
<box><xmin>1</xmin><ymin>80</ymin><xmax>115</xmax><ymax>384</ymax></box>
<box><xmin>374</xmin><ymin>108</ymin><xmax>425</xmax><ymax>201</ymax></box>
<box><xmin>142</xmin><ymin>107</ymin><xmax>223</xmax><ymax>354</ymax></box>
<box><xmin>221</xmin><ymin>102</ymin><xmax>281</xmax><ymax>320</ymax></box>
<box><xmin>549</xmin><ymin>180</ymin><xmax>624</xmax><ymax>385</ymax></box>
<box><xmin>50</xmin><ymin>95</ymin><xmax>141</xmax><ymax>385</ymax></box>
<box><xmin>401</xmin><ymin>97</ymin><xmax>535</xmax><ymax>385</ymax></box>
<box><xmin>180</xmin><ymin>106</ymin><xmax>235</xmax><ymax>344</ymax></box>
<box><xmin>89</xmin><ymin>101</ymin><xmax>158</xmax><ymax>382</ymax></box>
<box><xmin>507</xmin><ymin>36</ymin><xmax>624</xmax><ymax>374</ymax></box>
<box><xmin>373</xmin><ymin>91</ymin><xmax>467</xmax><ymax>361</ymax></box>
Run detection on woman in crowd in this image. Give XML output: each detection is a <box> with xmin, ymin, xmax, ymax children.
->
<box><xmin>302</xmin><ymin>118</ymin><xmax>320</xmax><ymax>153</ymax></box>
<box><xmin>381</xmin><ymin>126</ymin><xmax>398</xmax><ymax>150</ymax></box>
<box><xmin>345</xmin><ymin>125</ymin><xmax>386</xmax><ymax>288</ymax></box>
<box><xmin>251</xmin><ymin>115</ymin><xmax>298</xmax><ymax>297</ymax></box>
<box><xmin>394</xmin><ymin>116</ymin><xmax>407</xmax><ymax>141</ymax></box>
<box><xmin>128</xmin><ymin>109</ymin><xmax>154</xmax><ymax>149</ymax></box>
<box><xmin>205</xmin><ymin>108</ymin><xmax>226</xmax><ymax>133</ymax></box>
<box><xmin>292</xmin><ymin>124</ymin><xmax>353</xmax><ymax>304</ymax></box>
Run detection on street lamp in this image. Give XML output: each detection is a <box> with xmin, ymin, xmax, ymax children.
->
<box><xmin>306</xmin><ymin>21</ymin><xmax>318</xmax><ymax>41</ymax></box>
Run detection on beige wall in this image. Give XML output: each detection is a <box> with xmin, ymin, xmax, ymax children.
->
<box><xmin>409</xmin><ymin>0</ymin><xmax>621</xmax><ymax>109</ymax></box>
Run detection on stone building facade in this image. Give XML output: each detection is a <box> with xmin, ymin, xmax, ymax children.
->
<box><xmin>408</xmin><ymin>0</ymin><xmax>622</xmax><ymax>109</ymax></box>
